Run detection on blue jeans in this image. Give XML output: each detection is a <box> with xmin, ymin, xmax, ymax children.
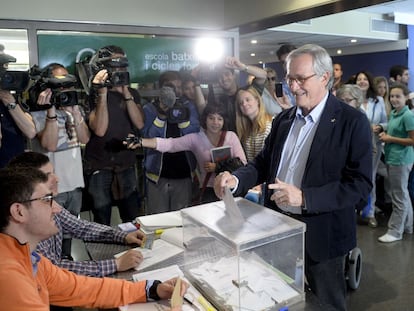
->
<box><xmin>87</xmin><ymin>167</ymin><xmax>141</xmax><ymax>225</ymax></box>
<box><xmin>55</xmin><ymin>188</ymin><xmax>83</xmax><ymax>217</ymax></box>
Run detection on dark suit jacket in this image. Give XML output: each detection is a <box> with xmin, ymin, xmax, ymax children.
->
<box><xmin>234</xmin><ymin>93</ymin><xmax>373</xmax><ymax>262</ymax></box>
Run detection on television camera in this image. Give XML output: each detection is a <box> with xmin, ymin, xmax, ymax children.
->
<box><xmin>0</xmin><ymin>52</ymin><xmax>30</xmax><ymax>92</ymax></box>
<box><xmin>27</xmin><ymin>71</ymin><xmax>79</xmax><ymax>111</ymax></box>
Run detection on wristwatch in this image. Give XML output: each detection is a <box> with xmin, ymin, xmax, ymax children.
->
<box><xmin>6</xmin><ymin>102</ymin><xmax>17</xmax><ymax>111</ymax></box>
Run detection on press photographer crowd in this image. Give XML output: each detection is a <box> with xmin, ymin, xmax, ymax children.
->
<box><xmin>0</xmin><ymin>44</ymin><xmax>278</xmax><ymax>219</ymax></box>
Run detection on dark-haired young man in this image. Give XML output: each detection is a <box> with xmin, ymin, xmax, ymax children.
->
<box><xmin>0</xmin><ymin>166</ymin><xmax>186</xmax><ymax>310</ymax></box>
<box><xmin>7</xmin><ymin>151</ymin><xmax>145</xmax><ymax>278</ymax></box>
<box><xmin>389</xmin><ymin>64</ymin><xmax>410</xmax><ymax>87</ymax></box>
<box><xmin>84</xmin><ymin>45</ymin><xmax>144</xmax><ymax>225</ymax></box>
<box><xmin>276</xmin><ymin>44</ymin><xmax>297</xmax><ymax>107</ymax></box>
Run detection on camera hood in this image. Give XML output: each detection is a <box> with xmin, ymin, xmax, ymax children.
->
<box><xmin>0</xmin><ymin>53</ymin><xmax>16</xmax><ymax>65</ymax></box>
<box><xmin>100</xmin><ymin>56</ymin><xmax>129</xmax><ymax>68</ymax></box>
<box><xmin>43</xmin><ymin>74</ymin><xmax>78</xmax><ymax>89</ymax></box>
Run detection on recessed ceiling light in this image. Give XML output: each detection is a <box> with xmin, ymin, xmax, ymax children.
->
<box><xmin>350</xmin><ymin>39</ymin><xmax>357</xmax><ymax>43</ymax></box>
<box><xmin>250</xmin><ymin>53</ymin><xmax>256</xmax><ymax>57</ymax></box>
<box><xmin>259</xmin><ymin>61</ymin><xmax>263</xmax><ymax>64</ymax></box>
<box><xmin>337</xmin><ymin>49</ymin><xmax>342</xmax><ymax>54</ymax></box>
<box><xmin>251</xmin><ymin>39</ymin><xmax>257</xmax><ymax>44</ymax></box>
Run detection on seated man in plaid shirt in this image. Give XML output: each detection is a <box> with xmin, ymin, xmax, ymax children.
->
<box><xmin>7</xmin><ymin>151</ymin><xmax>144</xmax><ymax>277</ymax></box>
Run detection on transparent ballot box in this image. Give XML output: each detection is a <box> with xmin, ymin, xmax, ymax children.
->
<box><xmin>181</xmin><ymin>197</ymin><xmax>306</xmax><ymax>311</ymax></box>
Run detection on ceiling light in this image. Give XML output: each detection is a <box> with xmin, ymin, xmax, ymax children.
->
<box><xmin>350</xmin><ymin>39</ymin><xmax>357</xmax><ymax>43</ymax></box>
<box><xmin>250</xmin><ymin>53</ymin><xmax>256</xmax><ymax>57</ymax></box>
<box><xmin>251</xmin><ymin>39</ymin><xmax>257</xmax><ymax>44</ymax></box>
<box><xmin>337</xmin><ymin>49</ymin><xmax>342</xmax><ymax>55</ymax></box>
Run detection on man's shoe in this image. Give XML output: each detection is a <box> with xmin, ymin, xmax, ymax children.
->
<box><xmin>368</xmin><ymin>217</ymin><xmax>378</xmax><ymax>228</ymax></box>
<box><xmin>378</xmin><ymin>233</ymin><xmax>401</xmax><ymax>243</ymax></box>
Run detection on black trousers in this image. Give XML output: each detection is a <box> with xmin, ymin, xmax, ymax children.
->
<box><xmin>306</xmin><ymin>254</ymin><xmax>347</xmax><ymax>311</ymax></box>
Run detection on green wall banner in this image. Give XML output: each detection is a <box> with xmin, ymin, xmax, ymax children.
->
<box><xmin>37</xmin><ymin>32</ymin><xmax>233</xmax><ymax>85</ymax></box>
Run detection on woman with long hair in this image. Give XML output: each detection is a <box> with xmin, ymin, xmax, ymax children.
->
<box><xmin>373</xmin><ymin>75</ymin><xmax>391</xmax><ymax>117</ymax></box>
<box><xmin>235</xmin><ymin>86</ymin><xmax>273</xmax><ymax>161</ymax></box>
<box><xmin>354</xmin><ymin>71</ymin><xmax>388</xmax><ymax>228</ymax></box>
<box><xmin>378</xmin><ymin>83</ymin><xmax>414</xmax><ymax>242</ymax></box>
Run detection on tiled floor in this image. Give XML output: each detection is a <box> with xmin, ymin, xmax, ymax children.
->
<box><xmin>72</xmin><ymin>207</ymin><xmax>414</xmax><ymax>311</ymax></box>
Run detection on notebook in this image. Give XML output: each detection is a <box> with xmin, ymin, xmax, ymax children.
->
<box><xmin>210</xmin><ymin>145</ymin><xmax>231</xmax><ymax>163</ymax></box>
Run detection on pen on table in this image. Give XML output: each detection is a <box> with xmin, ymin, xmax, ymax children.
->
<box><xmin>184</xmin><ymin>296</ymin><xmax>194</xmax><ymax>306</ymax></box>
<box><xmin>197</xmin><ymin>295</ymin><xmax>217</xmax><ymax>311</ymax></box>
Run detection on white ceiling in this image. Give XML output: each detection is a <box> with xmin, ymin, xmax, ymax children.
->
<box><xmin>239</xmin><ymin>0</ymin><xmax>414</xmax><ymax>65</ymax></box>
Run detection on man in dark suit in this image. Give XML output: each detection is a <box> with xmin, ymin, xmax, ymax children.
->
<box><xmin>214</xmin><ymin>44</ymin><xmax>372</xmax><ymax>311</ymax></box>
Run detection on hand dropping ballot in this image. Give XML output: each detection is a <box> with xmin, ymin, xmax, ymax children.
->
<box><xmin>222</xmin><ymin>187</ymin><xmax>244</xmax><ymax>225</ymax></box>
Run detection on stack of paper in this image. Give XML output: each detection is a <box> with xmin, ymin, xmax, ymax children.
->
<box><xmin>115</xmin><ymin>235</ymin><xmax>184</xmax><ymax>272</ymax></box>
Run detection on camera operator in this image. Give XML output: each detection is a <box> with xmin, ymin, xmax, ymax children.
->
<box><xmin>140</xmin><ymin>71</ymin><xmax>200</xmax><ymax>214</ymax></box>
<box><xmin>192</xmin><ymin>56</ymin><xmax>267</xmax><ymax>132</ymax></box>
<box><xmin>29</xmin><ymin>63</ymin><xmax>90</xmax><ymax>259</ymax></box>
<box><xmin>84</xmin><ymin>45</ymin><xmax>144</xmax><ymax>225</ymax></box>
<box><xmin>0</xmin><ymin>51</ymin><xmax>36</xmax><ymax>167</ymax></box>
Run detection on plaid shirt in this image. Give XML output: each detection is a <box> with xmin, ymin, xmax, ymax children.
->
<box><xmin>36</xmin><ymin>208</ymin><xmax>128</xmax><ymax>277</ymax></box>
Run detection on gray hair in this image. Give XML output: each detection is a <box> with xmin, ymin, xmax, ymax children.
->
<box><xmin>336</xmin><ymin>84</ymin><xmax>364</xmax><ymax>109</ymax></box>
<box><xmin>286</xmin><ymin>44</ymin><xmax>334</xmax><ymax>90</ymax></box>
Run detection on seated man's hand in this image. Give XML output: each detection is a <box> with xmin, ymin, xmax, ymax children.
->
<box><xmin>125</xmin><ymin>230</ymin><xmax>145</xmax><ymax>246</ymax></box>
<box><xmin>115</xmin><ymin>249</ymin><xmax>143</xmax><ymax>272</ymax></box>
<box><xmin>157</xmin><ymin>277</ymin><xmax>189</xmax><ymax>300</ymax></box>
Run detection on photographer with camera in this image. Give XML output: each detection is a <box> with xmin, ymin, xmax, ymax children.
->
<box><xmin>0</xmin><ymin>51</ymin><xmax>36</xmax><ymax>167</ymax></box>
<box><xmin>29</xmin><ymin>63</ymin><xmax>90</xmax><ymax>258</ymax></box>
<box><xmin>84</xmin><ymin>45</ymin><xmax>144</xmax><ymax>225</ymax></box>
<box><xmin>140</xmin><ymin>72</ymin><xmax>200</xmax><ymax>214</ymax></box>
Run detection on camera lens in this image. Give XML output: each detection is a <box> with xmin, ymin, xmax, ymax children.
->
<box><xmin>3</xmin><ymin>73</ymin><xmax>14</xmax><ymax>83</ymax></box>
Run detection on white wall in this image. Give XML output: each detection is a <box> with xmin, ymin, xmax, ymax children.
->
<box><xmin>0</xmin><ymin>0</ymin><xmax>226</xmax><ymax>29</ymax></box>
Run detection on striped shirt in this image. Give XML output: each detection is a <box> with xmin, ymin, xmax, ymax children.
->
<box><xmin>36</xmin><ymin>207</ymin><xmax>128</xmax><ymax>277</ymax></box>
<box><xmin>243</xmin><ymin>120</ymin><xmax>273</xmax><ymax>161</ymax></box>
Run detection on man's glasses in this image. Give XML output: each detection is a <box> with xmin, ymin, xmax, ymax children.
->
<box><xmin>267</xmin><ymin>76</ymin><xmax>276</xmax><ymax>81</ymax></box>
<box><xmin>286</xmin><ymin>73</ymin><xmax>317</xmax><ymax>87</ymax></box>
<box><xmin>21</xmin><ymin>193</ymin><xmax>55</xmax><ymax>207</ymax></box>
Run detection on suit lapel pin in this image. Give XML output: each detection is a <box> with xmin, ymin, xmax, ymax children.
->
<box><xmin>331</xmin><ymin>118</ymin><xmax>336</xmax><ymax>123</ymax></box>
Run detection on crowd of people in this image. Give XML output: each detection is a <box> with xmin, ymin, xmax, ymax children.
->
<box><xmin>0</xmin><ymin>41</ymin><xmax>413</xmax><ymax>311</ymax></box>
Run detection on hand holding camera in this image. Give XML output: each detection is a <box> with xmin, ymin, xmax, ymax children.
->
<box><xmin>123</xmin><ymin>135</ymin><xmax>142</xmax><ymax>149</ymax></box>
<box><xmin>0</xmin><ymin>89</ymin><xmax>16</xmax><ymax>105</ymax></box>
<box><xmin>37</xmin><ymin>88</ymin><xmax>53</xmax><ymax>106</ymax></box>
<box><xmin>92</xmin><ymin>69</ymin><xmax>109</xmax><ymax>87</ymax></box>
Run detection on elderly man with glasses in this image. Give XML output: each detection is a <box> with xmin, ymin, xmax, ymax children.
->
<box><xmin>215</xmin><ymin>44</ymin><xmax>372</xmax><ymax>311</ymax></box>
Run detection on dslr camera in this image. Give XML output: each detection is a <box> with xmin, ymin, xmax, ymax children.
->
<box><xmin>167</xmin><ymin>98</ymin><xmax>190</xmax><ymax>124</ymax></box>
<box><xmin>0</xmin><ymin>52</ymin><xmax>30</xmax><ymax>92</ymax></box>
<box><xmin>27</xmin><ymin>73</ymin><xmax>79</xmax><ymax>111</ymax></box>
